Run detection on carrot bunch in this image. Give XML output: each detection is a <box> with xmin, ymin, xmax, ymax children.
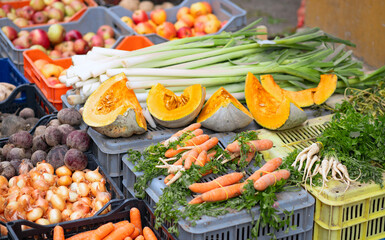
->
<box><xmin>53</xmin><ymin>207</ymin><xmax>158</xmax><ymax>240</ymax></box>
<box><xmin>188</xmin><ymin>157</ymin><xmax>291</xmax><ymax>204</ymax></box>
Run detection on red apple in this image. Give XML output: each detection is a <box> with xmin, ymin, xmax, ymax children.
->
<box><xmin>90</xmin><ymin>35</ymin><xmax>104</xmax><ymax>47</ymax></box>
<box><xmin>202</xmin><ymin>2</ymin><xmax>212</xmax><ymax>13</ymax></box>
<box><xmin>132</xmin><ymin>10</ymin><xmax>148</xmax><ymax>24</ymax></box>
<box><xmin>48</xmin><ymin>7</ymin><xmax>64</xmax><ymax>21</ymax></box>
<box><xmin>179</xmin><ymin>13</ymin><xmax>195</xmax><ymax>28</ymax></box>
<box><xmin>49</xmin><ymin>50</ymin><xmax>62</xmax><ymax>59</ymax></box>
<box><xmin>19</xmin><ymin>6</ymin><xmax>35</xmax><ymax>20</ymax></box>
<box><xmin>13</xmin><ymin>18</ymin><xmax>29</xmax><ymax>28</ymax></box>
<box><xmin>46</xmin><ymin>76</ymin><xmax>60</xmax><ymax>86</ymax></box>
<box><xmin>29</xmin><ymin>29</ymin><xmax>50</xmax><ymax>49</ymax></box>
<box><xmin>174</xmin><ymin>20</ymin><xmax>188</xmax><ymax>31</ymax></box>
<box><xmin>176</xmin><ymin>26</ymin><xmax>193</xmax><ymax>38</ymax></box>
<box><xmin>61</xmin><ymin>51</ymin><xmax>75</xmax><ymax>58</ymax></box>
<box><xmin>156</xmin><ymin>22</ymin><xmax>176</xmax><ymax>40</ymax></box>
<box><xmin>190</xmin><ymin>2</ymin><xmax>209</xmax><ymax>17</ymax></box>
<box><xmin>73</xmin><ymin>39</ymin><xmax>90</xmax><ymax>54</ymax></box>
<box><xmin>64</xmin><ymin>29</ymin><xmax>82</xmax><ymax>41</ymax></box>
<box><xmin>30</xmin><ymin>44</ymin><xmax>47</xmax><ymax>53</ymax></box>
<box><xmin>96</xmin><ymin>25</ymin><xmax>114</xmax><ymax>40</ymax></box>
<box><xmin>47</xmin><ymin>18</ymin><xmax>59</xmax><ymax>24</ymax></box>
<box><xmin>2</xmin><ymin>4</ymin><xmax>15</xmax><ymax>14</ymax></box>
<box><xmin>121</xmin><ymin>16</ymin><xmax>134</xmax><ymax>28</ymax></box>
<box><xmin>30</xmin><ymin>0</ymin><xmax>46</xmax><ymax>11</ymax></box>
<box><xmin>134</xmin><ymin>22</ymin><xmax>155</xmax><ymax>34</ymax></box>
<box><xmin>55</xmin><ymin>40</ymin><xmax>74</xmax><ymax>52</ymax></box>
<box><xmin>150</xmin><ymin>9</ymin><xmax>167</xmax><ymax>25</ymax></box>
<box><xmin>70</xmin><ymin>0</ymin><xmax>83</xmax><ymax>12</ymax></box>
<box><xmin>12</xmin><ymin>35</ymin><xmax>32</xmax><ymax>49</ymax></box>
<box><xmin>64</xmin><ymin>5</ymin><xmax>75</xmax><ymax>17</ymax></box>
<box><xmin>1</xmin><ymin>26</ymin><xmax>18</xmax><ymax>41</ymax></box>
<box><xmin>47</xmin><ymin>23</ymin><xmax>66</xmax><ymax>44</ymax></box>
<box><xmin>32</xmin><ymin>11</ymin><xmax>48</xmax><ymax>24</ymax></box>
<box><xmin>18</xmin><ymin>30</ymin><xmax>30</xmax><ymax>37</ymax></box>
<box><xmin>104</xmin><ymin>38</ymin><xmax>116</xmax><ymax>48</ymax></box>
<box><xmin>194</xmin><ymin>31</ymin><xmax>206</xmax><ymax>36</ymax></box>
<box><xmin>51</xmin><ymin>1</ymin><xmax>65</xmax><ymax>13</ymax></box>
<box><xmin>176</xmin><ymin>7</ymin><xmax>190</xmax><ymax>20</ymax></box>
<box><xmin>82</xmin><ymin>32</ymin><xmax>95</xmax><ymax>43</ymax></box>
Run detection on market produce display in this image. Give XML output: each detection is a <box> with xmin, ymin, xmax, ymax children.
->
<box><xmin>119</xmin><ymin>0</ymin><xmax>175</xmax><ymax>12</ymax></box>
<box><xmin>0</xmin><ymin>107</ymin><xmax>39</xmax><ymax>139</ymax></box>
<box><xmin>0</xmin><ymin>0</ymin><xmax>87</xmax><ymax>26</ymax></box>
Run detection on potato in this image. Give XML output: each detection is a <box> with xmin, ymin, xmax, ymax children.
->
<box><xmin>9</xmin><ymin>131</ymin><xmax>33</xmax><ymax>149</ymax></box>
<box><xmin>57</xmin><ymin>108</ymin><xmax>82</xmax><ymax>126</ymax></box>
<box><xmin>139</xmin><ymin>0</ymin><xmax>154</xmax><ymax>11</ymax></box>
<box><xmin>119</xmin><ymin>0</ymin><xmax>139</xmax><ymax>11</ymax></box>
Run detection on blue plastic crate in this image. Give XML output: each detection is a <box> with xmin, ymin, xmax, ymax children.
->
<box><xmin>122</xmin><ymin>132</ymin><xmax>315</xmax><ymax>240</ymax></box>
<box><xmin>0</xmin><ymin>58</ymin><xmax>29</xmax><ymax>102</ymax></box>
<box><xmin>109</xmin><ymin>0</ymin><xmax>247</xmax><ymax>44</ymax></box>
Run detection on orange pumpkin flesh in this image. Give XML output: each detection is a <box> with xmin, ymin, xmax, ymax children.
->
<box><xmin>313</xmin><ymin>74</ymin><xmax>338</xmax><ymax>104</ymax></box>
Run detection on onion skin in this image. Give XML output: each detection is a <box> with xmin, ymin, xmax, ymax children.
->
<box><xmin>35</xmin><ymin>218</ymin><xmax>50</xmax><ymax>225</ymax></box>
<box><xmin>36</xmin><ymin>162</ymin><xmax>54</xmax><ymax>175</ymax></box>
<box><xmin>55</xmin><ymin>166</ymin><xmax>72</xmax><ymax>177</ymax></box>
<box><xmin>57</xmin><ymin>176</ymin><xmax>72</xmax><ymax>186</ymax></box>
<box><xmin>85</xmin><ymin>168</ymin><xmax>103</xmax><ymax>182</ymax></box>
<box><xmin>51</xmin><ymin>194</ymin><xmax>65</xmax><ymax>211</ymax></box>
<box><xmin>48</xmin><ymin>208</ymin><xmax>62</xmax><ymax>224</ymax></box>
<box><xmin>72</xmin><ymin>171</ymin><xmax>86</xmax><ymax>182</ymax></box>
<box><xmin>27</xmin><ymin>207</ymin><xmax>43</xmax><ymax>222</ymax></box>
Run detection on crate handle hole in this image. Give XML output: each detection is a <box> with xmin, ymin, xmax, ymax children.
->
<box><xmin>358</xmin><ymin>184</ymin><xmax>362</xmax><ymax>187</ymax></box>
<box><xmin>158</xmin><ymin>177</ymin><xmax>162</xmax><ymax>180</ymax></box>
<box><xmin>335</xmin><ymin>190</ymin><xmax>339</xmax><ymax>193</ymax></box>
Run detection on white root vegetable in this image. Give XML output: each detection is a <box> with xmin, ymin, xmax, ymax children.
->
<box><xmin>304</xmin><ymin>155</ymin><xmax>319</xmax><ymax>183</ymax></box>
<box><xmin>302</xmin><ymin>142</ymin><xmax>321</xmax><ymax>181</ymax></box>
<box><xmin>166</xmin><ymin>169</ymin><xmax>185</xmax><ymax>186</ymax></box>
<box><xmin>331</xmin><ymin>158</ymin><xmax>343</xmax><ymax>181</ymax></box>
<box><xmin>309</xmin><ymin>163</ymin><xmax>320</xmax><ymax>187</ymax></box>
<box><xmin>291</xmin><ymin>145</ymin><xmax>312</xmax><ymax>167</ymax></box>
<box><xmin>336</xmin><ymin>163</ymin><xmax>361</xmax><ymax>182</ymax></box>
<box><xmin>297</xmin><ymin>153</ymin><xmax>308</xmax><ymax>172</ymax></box>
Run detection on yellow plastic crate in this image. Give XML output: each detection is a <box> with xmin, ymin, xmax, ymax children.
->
<box><xmin>254</xmin><ymin>114</ymin><xmax>385</xmax><ymax>240</ymax></box>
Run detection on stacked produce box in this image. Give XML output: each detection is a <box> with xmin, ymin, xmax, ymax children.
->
<box><xmin>1</xmin><ymin>0</ymin><xmax>385</xmax><ymax>239</ymax></box>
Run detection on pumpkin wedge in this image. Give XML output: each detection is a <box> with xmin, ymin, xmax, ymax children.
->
<box><xmin>147</xmin><ymin>83</ymin><xmax>206</xmax><ymax>128</ymax></box>
<box><xmin>245</xmin><ymin>72</ymin><xmax>307</xmax><ymax>130</ymax></box>
<box><xmin>197</xmin><ymin>87</ymin><xmax>253</xmax><ymax>132</ymax></box>
<box><xmin>261</xmin><ymin>74</ymin><xmax>338</xmax><ymax>107</ymax></box>
<box><xmin>83</xmin><ymin>73</ymin><xmax>147</xmax><ymax>138</ymax></box>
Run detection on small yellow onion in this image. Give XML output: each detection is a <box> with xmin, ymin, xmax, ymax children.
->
<box><xmin>72</xmin><ymin>201</ymin><xmax>90</xmax><ymax>214</ymax></box>
<box><xmin>8</xmin><ymin>176</ymin><xmax>17</xmax><ymax>188</ymax></box>
<box><xmin>45</xmin><ymin>190</ymin><xmax>54</xmax><ymax>202</ymax></box>
<box><xmin>29</xmin><ymin>169</ymin><xmax>41</xmax><ymax>182</ymax></box>
<box><xmin>79</xmin><ymin>197</ymin><xmax>92</xmax><ymax>207</ymax></box>
<box><xmin>32</xmin><ymin>179</ymin><xmax>50</xmax><ymax>191</ymax></box>
<box><xmin>0</xmin><ymin>196</ymin><xmax>6</xmax><ymax>213</ymax></box>
<box><xmin>92</xmin><ymin>200</ymin><xmax>104</xmax><ymax>214</ymax></box>
<box><xmin>77</xmin><ymin>182</ymin><xmax>89</xmax><ymax>197</ymax></box>
<box><xmin>70</xmin><ymin>211</ymin><xmax>85</xmax><ymax>221</ymax></box>
<box><xmin>36</xmin><ymin>162</ymin><xmax>54</xmax><ymax>175</ymax></box>
<box><xmin>0</xmin><ymin>176</ymin><xmax>8</xmax><ymax>188</ymax></box>
<box><xmin>51</xmin><ymin>194</ymin><xmax>65</xmax><ymax>211</ymax></box>
<box><xmin>27</xmin><ymin>207</ymin><xmax>43</xmax><ymax>222</ymax></box>
<box><xmin>58</xmin><ymin>176</ymin><xmax>72</xmax><ymax>186</ymax></box>
<box><xmin>61</xmin><ymin>209</ymin><xmax>73</xmax><ymax>221</ymax></box>
<box><xmin>69</xmin><ymin>182</ymin><xmax>78</xmax><ymax>192</ymax></box>
<box><xmin>95</xmin><ymin>192</ymin><xmax>111</xmax><ymax>205</ymax></box>
<box><xmin>55</xmin><ymin>166</ymin><xmax>72</xmax><ymax>177</ymax></box>
<box><xmin>90</xmin><ymin>182</ymin><xmax>106</xmax><ymax>196</ymax></box>
<box><xmin>85</xmin><ymin>168</ymin><xmax>103</xmax><ymax>183</ymax></box>
<box><xmin>35</xmin><ymin>196</ymin><xmax>49</xmax><ymax>213</ymax></box>
<box><xmin>72</xmin><ymin>171</ymin><xmax>86</xmax><ymax>183</ymax></box>
<box><xmin>55</xmin><ymin>186</ymin><xmax>69</xmax><ymax>201</ymax></box>
<box><xmin>35</xmin><ymin>218</ymin><xmax>50</xmax><ymax>225</ymax></box>
<box><xmin>4</xmin><ymin>201</ymin><xmax>26</xmax><ymax>221</ymax></box>
<box><xmin>42</xmin><ymin>173</ymin><xmax>56</xmax><ymax>186</ymax></box>
<box><xmin>20</xmin><ymin>186</ymin><xmax>34</xmax><ymax>196</ymax></box>
<box><xmin>68</xmin><ymin>191</ymin><xmax>79</xmax><ymax>203</ymax></box>
<box><xmin>48</xmin><ymin>208</ymin><xmax>62</xmax><ymax>224</ymax></box>
<box><xmin>18</xmin><ymin>194</ymin><xmax>32</xmax><ymax>209</ymax></box>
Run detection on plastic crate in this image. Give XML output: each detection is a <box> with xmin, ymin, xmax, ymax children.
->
<box><xmin>6</xmin><ymin>199</ymin><xmax>174</xmax><ymax>240</ymax></box>
<box><xmin>109</xmin><ymin>0</ymin><xmax>247</xmax><ymax>44</ymax></box>
<box><xmin>256</xmin><ymin>114</ymin><xmax>385</xmax><ymax>240</ymax></box>
<box><xmin>0</xmin><ymin>6</ymin><xmax>134</xmax><ymax>72</ymax></box>
<box><xmin>122</xmin><ymin>132</ymin><xmax>315</xmax><ymax>240</ymax></box>
<box><xmin>0</xmin><ymin>0</ymin><xmax>97</xmax><ymax>28</ymax></box>
<box><xmin>0</xmin><ymin>83</ymin><xmax>57</xmax><ymax>141</ymax></box>
<box><xmin>0</xmin><ymin>57</ymin><xmax>29</xmax><ymax>102</ymax></box>
<box><xmin>96</xmin><ymin>0</ymin><xmax>183</xmax><ymax>8</ymax></box>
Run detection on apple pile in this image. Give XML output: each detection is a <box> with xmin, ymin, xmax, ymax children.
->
<box><xmin>1</xmin><ymin>24</ymin><xmax>116</xmax><ymax>59</ymax></box>
<box><xmin>118</xmin><ymin>0</ymin><xmax>175</xmax><ymax>12</ymax></box>
<box><xmin>33</xmin><ymin>59</ymin><xmax>67</xmax><ymax>87</ymax></box>
<box><xmin>120</xmin><ymin>1</ymin><xmax>227</xmax><ymax>40</ymax></box>
<box><xmin>0</xmin><ymin>0</ymin><xmax>85</xmax><ymax>28</ymax></box>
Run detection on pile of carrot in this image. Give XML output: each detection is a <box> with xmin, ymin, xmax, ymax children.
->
<box><xmin>188</xmin><ymin>157</ymin><xmax>291</xmax><ymax>204</ymax></box>
<box><xmin>53</xmin><ymin>207</ymin><xmax>158</xmax><ymax>240</ymax></box>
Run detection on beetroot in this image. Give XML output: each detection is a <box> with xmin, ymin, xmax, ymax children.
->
<box><xmin>58</xmin><ymin>124</ymin><xmax>75</xmax><ymax>145</ymax></box>
<box><xmin>64</xmin><ymin>148</ymin><xmax>88</xmax><ymax>171</ymax></box>
<box><xmin>9</xmin><ymin>131</ymin><xmax>33</xmax><ymax>149</ymax></box>
<box><xmin>46</xmin><ymin>145</ymin><xmax>68</xmax><ymax>169</ymax></box>
<box><xmin>34</xmin><ymin>126</ymin><xmax>46</xmax><ymax>137</ymax></box>
<box><xmin>7</xmin><ymin>147</ymin><xmax>25</xmax><ymax>161</ymax></box>
<box><xmin>32</xmin><ymin>135</ymin><xmax>49</xmax><ymax>152</ymax></box>
<box><xmin>47</xmin><ymin>119</ymin><xmax>61</xmax><ymax>127</ymax></box>
<box><xmin>57</xmin><ymin>108</ymin><xmax>82</xmax><ymax>126</ymax></box>
<box><xmin>44</xmin><ymin>126</ymin><xmax>62</xmax><ymax>147</ymax></box>
<box><xmin>66</xmin><ymin>130</ymin><xmax>90</xmax><ymax>152</ymax></box>
<box><xmin>31</xmin><ymin>150</ymin><xmax>47</xmax><ymax>166</ymax></box>
<box><xmin>19</xmin><ymin>108</ymin><xmax>35</xmax><ymax>119</ymax></box>
<box><xmin>2</xmin><ymin>143</ymin><xmax>15</xmax><ymax>159</ymax></box>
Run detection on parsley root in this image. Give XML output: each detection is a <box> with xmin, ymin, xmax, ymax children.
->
<box><xmin>189</xmin><ymin>172</ymin><xmax>245</xmax><ymax>194</ymax></box>
<box><xmin>254</xmin><ymin>170</ymin><xmax>290</xmax><ymax>191</ymax></box>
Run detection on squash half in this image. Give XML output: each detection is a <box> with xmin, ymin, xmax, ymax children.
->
<box><xmin>197</xmin><ymin>87</ymin><xmax>253</xmax><ymax>132</ymax></box>
<box><xmin>83</xmin><ymin>73</ymin><xmax>147</xmax><ymax>138</ymax></box>
<box><xmin>245</xmin><ymin>72</ymin><xmax>307</xmax><ymax>130</ymax></box>
<box><xmin>147</xmin><ymin>83</ymin><xmax>206</xmax><ymax>128</ymax></box>
<box><xmin>261</xmin><ymin>74</ymin><xmax>337</xmax><ymax>107</ymax></box>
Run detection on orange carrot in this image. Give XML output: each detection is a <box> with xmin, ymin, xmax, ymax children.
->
<box><xmin>184</xmin><ymin>137</ymin><xmax>219</xmax><ymax>169</ymax></box>
<box><xmin>142</xmin><ymin>227</ymin><xmax>157</xmax><ymax>240</ymax></box>
<box><xmin>66</xmin><ymin>231</ymin><xmax>94</xmax><ymax>240</ymax></box>
<box><xmin>227</xmin><ymin>139</ymin><xmax>273</xmax><ymax>153</ymax></box>
<box><xmin>172</xmin><ymin>123</ymin><xmax>201</xmax><ymax>138</ymax></box>
<box><xmin>114</xmin><ymin>221</ymin><xmax>130</xmax><ymax>229</ymax></box>
<box><xmin>238</xmin><ymin>150</ymin><xmax>256</xmax><ymax>164</ymax></box>
<box><xmin>201</xmin><ymin>183</ymin><xmax>243</xmax><ymax>202</ymax></box>
<box><xmin>90</xmin><ymin>222</ymin><xmax>114</xmax><ymax>240</ymax></box>
<box><xmin>130</xmin><ymin>208</ymin><xmax>142</xmax><ymax>234</ymax></box>
<box><xmin>164</xmin><ymin>174</ymin><xmax>175</xmax><ymax>184</ymax></box>
<box><xmin>53</xmin><ymin>225</ymin><xmax>64</xmax><ymax>240</ymax></box>
<box><xmin>194</xmin><ymin>150</ymin><xmax>208</xmax><ymax>167</ymax></box>
<box><xmin>130</xmin><ymin>228</ymin><xmax>140</xmax><ymax>239</ymax></box>
<box><xmin>184</xmin><ymin>149</ymin><xmax>199</xmax><ymax>169</ymax></box>
<box><xmin>189</xmin><ymin>172</ymin><xmax>245</xmax><ymax>194</ymax></box>
<box><xmin>135</xmin><ymin>236</ymin><xmax>144</xmax><ymax>240</ymax></box>
<box><xmin>124</xmin><ymin>237</ymin><xmax>133</xmax><ymax>240</ymax></box>
<box><xmin>188</xmin><ymin>196</ymin><xmax>204</xmax><ymax>204</ymax></box>
<box><xmin>207</xmin><ymin>150</ymin><xmax>216</xmax><ymax>160</ymax></box>
<box><xmin>244</xmin><ymin>157</ymin><xmax>283</xmax><ymax>184</ymax></box>
<box><xmin>254</xmin><ymin>169</ymin><xmax>290</xmax><ymax>191</ymax></box>
<box><xmin>103</xmin><ymin>223</ymin><xmax>135</xmax><ymax>240</ymax></box>
<box><xmin>165</xmin><ymin>134</ymin><xmax>209</xmax><ymax>158</ymax></box>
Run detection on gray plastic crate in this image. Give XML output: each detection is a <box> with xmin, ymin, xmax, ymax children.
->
<box><xmin>109</xmin><ymin>0</ymin><xmax>247</xmax><ymax>44</ymax></box>
<box><xmin>0</xmin><ymin>7</ymin><xmax>134</xmax><ymax>72</ymax></box>
<box><xmin>121</xmin><ymin>133</ymin><xmax>315</xmax><ymax>240</ymax></box>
